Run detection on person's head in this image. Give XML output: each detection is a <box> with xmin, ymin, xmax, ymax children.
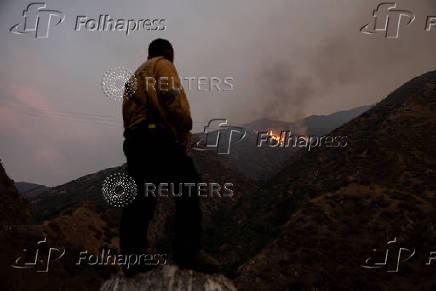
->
<box><xmin>148</xmin><ymin>38</ymin><xmax>174</xmax><ymax>62</ymax></box>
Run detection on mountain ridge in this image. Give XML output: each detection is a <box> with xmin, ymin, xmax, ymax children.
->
<box><xmin>235</xmin><ymin>70</ymin><xmax>436</xmax><ymax>290</ymax></box>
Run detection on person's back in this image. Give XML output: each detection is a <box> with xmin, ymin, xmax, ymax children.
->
<box><xmin>120</xmin><ymin>39</ymin><xmax>219</xmax><ymax>277</ymax></box>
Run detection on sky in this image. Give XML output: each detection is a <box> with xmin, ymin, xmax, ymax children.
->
<box><xmin>1</xmin><ymin>0</ymin><xmax>435</xmax><ymax>185</ymax></box>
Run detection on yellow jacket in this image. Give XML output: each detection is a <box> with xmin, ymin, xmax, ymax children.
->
<box><xmin>122</xmin><ymin>56</ymin><xmax>192</xmax><ymax>145</ymax></box>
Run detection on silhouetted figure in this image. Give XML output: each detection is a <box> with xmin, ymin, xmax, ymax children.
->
<box><xmin>121</xmin><ymin>39</ymin><xmax>218</xmax><ymax>276</ymax></box>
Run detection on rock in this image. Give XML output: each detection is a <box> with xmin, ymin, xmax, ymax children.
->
<box><xmin>99</xmin><ymin>265</ymin><xmax>237</xmax><ymax>291</ymax></box>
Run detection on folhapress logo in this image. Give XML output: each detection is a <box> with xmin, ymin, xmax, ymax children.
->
<box><xmin>361</xmin><ymin>2</ymin><xmax>415</xmax><ymax>39</ymax></box>
<box><xmin>192</xmin><ymin>119</ymin><xmax>246</xmax><ymax>155</ymax></box>
<box><xmin>10</xmin><ymin>2</ymin><xmax>65</xmax><ymax>39</ymax></box>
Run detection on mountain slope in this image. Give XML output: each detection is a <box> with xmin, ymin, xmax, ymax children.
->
<box><xmin>0</xmin><ymin>161</ymin><xmax>33</xmax><ymax>225</ymax></box>
<box><xmin>235</xmin><ymin>70</ymin><xmax>436</xmax><ymax>290</ymax></box>
<box><xmin>0</xmin><ymin>162</ymin><xmax>114</xmax><ymax>291</ymax></box>
<box><xmin>242</xmin><ymin>105</ymin><xmax>371</xmax><ymax>133</ymax></box>
<box><xmin>14</xmin><ymin>181</ymin><xmax>48</xmax><ymax>199</ymax></box>
<box><xmin>25</xmin><ymin>147</ymin><xmax>260</xmax><ymax>266</ymax></box>
<box><xmin>221</xmin><ymin>105</ymin><xmax>371</xmax><ymax>181</ymax></box>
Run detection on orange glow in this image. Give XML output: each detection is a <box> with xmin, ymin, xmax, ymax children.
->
<box><xmin>267</xmin><ymin>129</ymin><xmax>285</xmax><ymax>145</ymax></box>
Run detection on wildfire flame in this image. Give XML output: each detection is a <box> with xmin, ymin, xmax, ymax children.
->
<box><xmin>265</xmin><ymin>129</ymin><xmax>309</xmax><ymax>145</ymax></box>
<box><xmin>267</xmin><ymin>129</ymin><xmax>285</xmax><ymax>145</ymax></box>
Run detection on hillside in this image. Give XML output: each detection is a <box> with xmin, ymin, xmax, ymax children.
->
<box><xmin>25</xmin><ymin>146</ymin><xmax>261</xmax><ymax>266</ymax></box>
<box><xmin>7</xmin><ymin>69</ymin><xmax>436</xmax><ymax>290</ymax></box>
<box><xmin>18</xmin><ymin>105</ymin><xmax>373</xmax><ymax>279</ymax></box>
<box><xmin>242</xmin><ymin>105</ymin><xmax>370</xmax><ymax>133</ymax></box>
<box><xmin>0</xmin><ymin>162</ymin><xmax>113</xmax><ymax>291</ymax></box>
<box><xmin>0</xmin><ymin>161</ymin><xmax>33</xmax><ymax>226</ymax></box>
<box><xmin>235</xmin><ymin>71</ymin><xmax>436</xmax><ymax>290</ymax></box>
<box><xmin>14</xmin><ymin>181</ymin><xmax>49</xmax><ymax>199</ymax></box>
<box><xmin>220</xmin><ymin>105</ymin><xmax>371</xmax><ymax>181</ymax></box>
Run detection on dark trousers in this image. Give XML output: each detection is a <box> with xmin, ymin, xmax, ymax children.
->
<box><xmin>120</xmin><ymin>128</ymin><xmax>202</xmax><ymax>266</ymax></box>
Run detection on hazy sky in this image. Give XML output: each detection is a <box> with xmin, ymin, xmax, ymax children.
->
<box><xmin>1</xmin><ymin>0</ymin><xmax>435</xmax><ymax>185</ymax></box>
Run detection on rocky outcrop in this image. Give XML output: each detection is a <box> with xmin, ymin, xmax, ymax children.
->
<box><xmin>100</xmin><ymin>265</ymin><xmax>237</xmax><ymax>291</ymax></box>
<box><xmin>0</xmin><ymin>160</ymin><xmax>33</xmax><ymax>226</ymax></box>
